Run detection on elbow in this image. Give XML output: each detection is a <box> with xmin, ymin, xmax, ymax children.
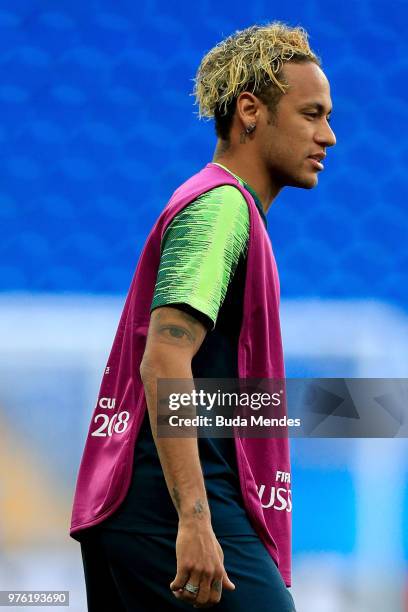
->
<box><xmin>140</xmin><ymin>347</ymin><xmax>193</xmax><ymax>381</ymax></box>
<box><xmin>139</xmin><ymin>354</ymin><xmax>155</xmax><ymax>382</ymax></box>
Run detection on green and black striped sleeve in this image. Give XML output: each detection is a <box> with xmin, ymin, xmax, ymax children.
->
<box><xmin>150</xmin><ymin>185</ymin><xmax>249</xmax><ymax>330</ymax></box>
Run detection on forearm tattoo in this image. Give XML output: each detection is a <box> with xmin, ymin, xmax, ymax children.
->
<box><xmin>171</xmin><ymin>489</ymin><xmax>208</xmax><ymax>519</ymax></box>
<box><xmin>193</xmin><ymin>498</ymin><xmax>207</xmax><ymax>519</ymax></box>
<box><xmin>172</xmin><ymin>486</ymin><xmax>181</xmax><ymax>511</ymax></box>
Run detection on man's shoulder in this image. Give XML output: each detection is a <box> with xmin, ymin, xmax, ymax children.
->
<box><xmin>187</xmin><ymin>183</ymin><xmax>249</xmax><ymax>221</ymax></box>
<box><xmin>169</xmin><ymin>163</ymin><xmax>249</xmax><ymax>209</ymax></box>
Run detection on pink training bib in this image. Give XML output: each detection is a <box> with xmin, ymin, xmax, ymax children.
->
<box><xmin>70</xmin><ymin>163</ymin><xmax>292</xmax><ymax>586</ymax></box>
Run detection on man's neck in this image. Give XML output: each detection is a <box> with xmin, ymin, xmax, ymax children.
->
<box><xmin>212</xmin><ymin>145</ymin><xmax>281</xmax><ymax>215</ymax></box>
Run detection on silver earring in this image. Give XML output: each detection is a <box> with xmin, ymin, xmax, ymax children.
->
<box><xmin>245</xmin><ymin>124</ymin><xmax>256</xmax><ymax>134</ymax></box>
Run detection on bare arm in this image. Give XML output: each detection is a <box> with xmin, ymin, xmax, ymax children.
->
<box><xmin>139</xmin><ymin>305</ymin><xmax>235</xmax><ymax>607</ymax></box>
<box><xmin>140</xmin><ymin>305</ymin><xmax>209</xmax><ymax>523</ymax></box>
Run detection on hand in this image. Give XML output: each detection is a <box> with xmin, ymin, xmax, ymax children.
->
<box><xmin>170</xmin><ymin>520</ymin><xmax>235</xmax><ymax>608</ymax></box>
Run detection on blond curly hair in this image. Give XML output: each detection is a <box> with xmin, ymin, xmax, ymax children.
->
<box><xmin>194</xmin><ymin>22</ymin><xmax>320</xmax><ymax>138</ymax></box>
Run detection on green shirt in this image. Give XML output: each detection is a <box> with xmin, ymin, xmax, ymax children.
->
<box><xmin>151</xmin><ymin>182</ymin><xmax>250</xmax><ymax>329</ymax></box>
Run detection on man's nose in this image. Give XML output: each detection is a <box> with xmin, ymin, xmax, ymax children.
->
<box><xmin>316</xmin><ymin>122</ymin><xmax>336</xmax><ymax>147</ymax></box>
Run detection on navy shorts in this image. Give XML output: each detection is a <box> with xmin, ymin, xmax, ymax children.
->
<box><xmin>80</xmin><ymin>529</ymin><xmax>296</xmax><ymax>611</ymax></box>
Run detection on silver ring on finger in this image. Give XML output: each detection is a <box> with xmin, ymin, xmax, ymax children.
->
<box><xmin>184</xmin><ymin>582</ymin><xmax>199</xmax><ymax>595</ymax></box>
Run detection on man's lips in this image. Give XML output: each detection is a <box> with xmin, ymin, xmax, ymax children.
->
<box><xmin>307</xmin><ymin>154</ymin><xmax>325</xmax><ymax>170</ymax></box>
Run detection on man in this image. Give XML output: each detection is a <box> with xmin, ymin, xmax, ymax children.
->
<box><xmin>71</xmin><ymin>22</ymin><xmax>336</xmax><ymax>611</ymax></box>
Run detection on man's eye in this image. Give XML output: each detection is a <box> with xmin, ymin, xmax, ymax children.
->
<box><xmin>305</xmin><ymin>113</ymin><xmax>318</xmax><ymax>119</ymax></box>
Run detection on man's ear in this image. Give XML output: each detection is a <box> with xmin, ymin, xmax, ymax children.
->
<box><xmin>235</xmin><ymin>92</ymin><xmax>260</xmax><ymax>128</ymax></box>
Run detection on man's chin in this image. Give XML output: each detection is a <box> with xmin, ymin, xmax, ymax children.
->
<box><xmin>304</xmin><ymin>175</ymin><xmax>318</xmax><ymax>189</ymax></box>
<box><xmin>288</xmin><ymin>175</ymin><xmax>318</xmax><ymax>189</ymax></box>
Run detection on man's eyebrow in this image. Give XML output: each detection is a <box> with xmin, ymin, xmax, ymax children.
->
<box><xmin>301</xmin><ymin>102</ymin><xmax>333</xmax><ymax>115</ymax></box>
